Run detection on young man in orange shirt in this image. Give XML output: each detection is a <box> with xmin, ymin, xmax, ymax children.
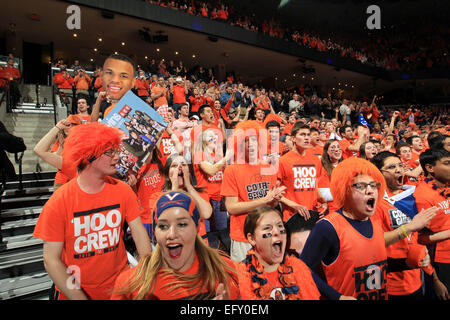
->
<box><xmin>221</xmin><ymin>121</ymin><xmax>285</xmax><ymax>262</ymax></box>
<box><xmin>278</xmin><ymin>122</ymin><xmax>325</xmax><ymax>221</ymax></box>
<box><xmin>338</xmin><ymin>124</ymin><xmax>368</xmax><ymax>159</ymax></box>
<box><xmin>33</xmin><ymin>123</ymin><xmax>152</xmax><ymax>300</ymax></box>
<box><xmin>151</xmin><ymin>76</ymin><xmax>170</xmax><ymax>115</ymax></box>
<box><xmin>307</xmin><ymin>127</ymin><xmax>324</xmax><ymax>159</ymax></box>
<box><xmin>134</xmin><ymin>69</ymin><xmax>150</xmax><ymax>100</ymax></box>
<box><xmin>170</xmin><ymin>77</ymin><xmax>188</xmax><ymax>114</ymax></box>
<box><xmin>407</xmin><ymin>135</ymin><xmax>424</xmax><ymax>169</ymax></box>
<box><xmin>414</xmin><ymin>148</ymin><xmax>450</xmax><ymax>298</ymax></box>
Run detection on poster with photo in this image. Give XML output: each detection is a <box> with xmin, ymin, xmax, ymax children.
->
<box><xmin>102</xmin><ymin>90</ymin><xmax>167</xmax><ymax>180</ymax></box>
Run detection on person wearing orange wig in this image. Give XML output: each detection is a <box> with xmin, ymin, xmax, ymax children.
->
<box><xmin>33</xmin><ymin>122</ymin><xmax>152</xmax><ymax>300</ymax></box>
<box><xmin>221</xmin><ymin>120</ymin><xmax>286</xmax><ymax>262</ymax></box>
<box><xmin>300</xmin><ymin>157</ymin><xmax>390</xmax><ymax>299</ymax></box>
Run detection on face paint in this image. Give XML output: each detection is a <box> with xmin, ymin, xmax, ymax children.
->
<box><xmin>262</xmin><ymin>229</ymin><xmax>286</xmax><ymax>238</ymax></box>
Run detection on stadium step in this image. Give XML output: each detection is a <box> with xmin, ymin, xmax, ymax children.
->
<box><xmin>0</xmin><ymin>171</ymin><xmax>56</xmax><ymax>300</ymax></box>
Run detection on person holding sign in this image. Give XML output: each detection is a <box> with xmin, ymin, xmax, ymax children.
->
<box><xmin>33</xmin><ymin>122</ymin><xmax>152</xmax><ymax>300</ymax></box>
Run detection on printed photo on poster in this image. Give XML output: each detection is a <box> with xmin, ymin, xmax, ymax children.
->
<box><xmin>102</xmin><ymin>90</ymin><xmax>167</xmax><ymax>180</ymax></box>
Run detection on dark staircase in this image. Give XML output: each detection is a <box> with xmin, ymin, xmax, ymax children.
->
<box><xmin>0</xmin><ymin>171</ymin><xmax>55</xmax><ymax>300</ymax></box>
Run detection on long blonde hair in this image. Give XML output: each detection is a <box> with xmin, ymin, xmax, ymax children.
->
<box><xmin>114</xmin><ymin>236</ymin><xmax>237</xmax><ymax>300</ymax></box>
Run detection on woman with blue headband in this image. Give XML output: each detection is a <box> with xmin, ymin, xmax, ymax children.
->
<box><xmin>111</xmin><ymin>191</ymin><xmax>240</xmax><ymax>300</ymax></box>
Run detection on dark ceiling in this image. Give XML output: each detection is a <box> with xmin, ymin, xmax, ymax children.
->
<box><xmin>1</xmin><ymin>0</ymin><xmax>446</xmax><ymax>96</ymax></box>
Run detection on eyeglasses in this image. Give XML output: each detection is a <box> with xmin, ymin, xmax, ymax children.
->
<box><xmin>103</xmin><ymin>148</ymin><xmax>121</xmax><ymax>158</ymax></box>
<box><xmin>381</xmin><ymin>163</ymin><xmax>405</xmax><ymax>171</ymax></box>
<box><xmin>352</xmin><ymin>181</ymin><xmax>381</xmax><ymax>192</ymax></box>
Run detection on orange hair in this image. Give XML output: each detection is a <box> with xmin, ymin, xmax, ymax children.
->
<box><xmin>231</xmin><ymin>120</ymin><xmax>265</xmax><ymax>163</ymax></box>
<box><xmin>263</xmin><ymin>114</ymin><xmax>282</xmax><ymax>127</ymax></box>
<box><xmin>62</xmin><ymin>122</ymin><xmax>124</xmax><ymax>171</ymax></box>
<box><xmin>330</xmin><ymin>157</ymin><xmax>386</xmax><ymax>209</ymax></box>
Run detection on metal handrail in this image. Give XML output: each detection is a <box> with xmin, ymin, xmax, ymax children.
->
<box><xmin>14</xmin><ymin>151</ymin><xmax>25</xmax><ymax>192</ymax></box>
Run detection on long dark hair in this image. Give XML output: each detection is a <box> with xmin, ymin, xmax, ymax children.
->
<box><xmin>162</xmin><ymin>153</ymin><xmax>204</xmax><ymax>193</ymax></box>
<box><xmin>321</xmin><ymin>139</ymin><xmax>342</xmax><ymax>177</ymax></box>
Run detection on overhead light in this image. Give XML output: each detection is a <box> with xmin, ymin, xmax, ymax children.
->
<box><xmin>73</xmin><ymin>33</ymin><xmax>77</xmax><ymax>37</ymax></box>
<box><xmin>90</xmin><ymin>58</ymin><xmax>94</xmax><ymax>62</ymax></box>
<box><xmin>156</xmin><ymin>48</ymin><xmax>160</xmax><ymax>52</ymax></box>
<box><xmin>145</xmin><ymin>56</ymin><xmax>148</xmax><ymax>59</ymax></box>
<box><xmin>175</xmin><ymin>51</ymin><xmax>179</xmax><ymax>55</ymax></box>
<box><xmin>192</xmin><ymin>54</ymin><xmax>196</xmax><ymax>58</ymax></box>
<box><xmin>121</xmin><ymin>42</ymin><xmax>125</xmax><ymax>46</ymax></box>
<box><xmin>114</xmin><ymin>51</ymin><xmax>118</xmax><ymax>54</ymax></box>
<box><xmin>98</xmin><ymin>38</ymin><xmax>103</xmax><ymax>42</ymax></box>
<box><xmin>94</xmin><ymin>48</ymin><xmax>98</xmax><ymax>52</ymax></box>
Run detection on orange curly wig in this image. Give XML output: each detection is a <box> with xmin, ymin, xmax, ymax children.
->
<box><xmin>62</xmin><ymin>122</ymin><xmax>124</xmax><ymax>171</ymax></box>
<box><xmin>231</xmin><ymin>120</ymin><xmax>265</xmax><ymax>163</ymax></box>
<box><xmin>262</xmin><ymin>114</ymin><xmax>282</xmax><ymax>127</ymax></box>
<box><xmin>330</xmin><ymin>157</ymin><xmax>386</xmax><ymax>209</ymax></box>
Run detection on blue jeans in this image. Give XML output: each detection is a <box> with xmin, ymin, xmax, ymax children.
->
<box><xmin>207</xmin><ymin>199</ymin><xmax>231</xmax><ymax>252</ymax></box>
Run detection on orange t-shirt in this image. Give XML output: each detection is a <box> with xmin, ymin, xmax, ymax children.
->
<box><xmin>151</xmin><ymin>86</ymin><xmax>168</xmax><ymax>107</ymax></box>
<box><xmin>157</xmin><ymin>129</ymin><xmax>183</xmax><ymax>167</ymax></box>
<box><xmin>414</xmin><ymin>180</ymin><xmax>450</xmax><ymax>263</ymax></box>
<box><xmin>73</xmin><ymin>74</ymin><xmax>91</xmax><ymax>91</ymax></box>
<box><xmin>278</xmin><ymin>150</ymin><xmax>324</xmax><ymax>221</ymax></box>
<box><xmin>372</xmin><ymin>199</ymin><xmax>422</xmax><ymax>296</ymax></box>
<box><xmin>110</xmin><ymin>254</ymin><xmax>239</xmax><ymax>300</ymax></box>
<box><xmin>409</xmin><ymin>151</ymin><xmax>421</xmax><ymax>169</ymax></box>
<box><xmin>221</xmin><ymin>163</ymin><xmax>278</xmax><ymax>242</ymax></box>
<box><xmin>193</xmin><ymin>152</ymin><xmax>224</xmax><ymax>201</ymax></box>
<box><xmin>339</xmin><ymin>138</ymin><xmax>356</xmax><ymax>159</ymax></box>
<box><xmin>307</xmin><ymin>144</ymin><xmax>324</xmax><ymax>159</ymax></box>
<box><xmin>136</xmin><ymin>163</ymin><xmax>164</xmax><ymax>224</ymax></box>
<box><xmin>134</xmin><ymin>78</ymin><xmax>150</xmax><ymax>97</ymax></box>
<box><xmin>33</xmin><ymin>177</ymin><xmax>141</xmax><ymax>300</ymax></box>
<box><xmin>78</xmin><ymin>114</ymin><xmax>91</xmax><ymax>123</ymax></box>
<box><xmin>172</xmin><ymin>84</ymin><xmax>187</xmax><ymax>104</ymax></box>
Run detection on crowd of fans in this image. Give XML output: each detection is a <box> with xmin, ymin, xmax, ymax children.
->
<box><xmin>143</xmin><ymin>0</ymin><xmax>450</xmax><ymax>72</ymax></box>
<box><xmin>30</xmin><ymin>52</ymin><xmax>450</xmax><ymax>301</ymax></box>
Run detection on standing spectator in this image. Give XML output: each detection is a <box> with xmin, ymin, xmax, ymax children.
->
<box><xmin>76</xmin><ymin>96</ymin><xmax>91</xmax><ymax>123</ymax></box>
<box><xmin>33</xmin><ymin>122</ymin><xmax>152</xmax><ymax>300</ymax></box>
<box><xmin>171</xmin><ymin>77</ymin><xmax>188</xmax><ymax>113</ymax></box>
<box><xmin>220</xmin><ymin>121</ymin><xmax>286</xmax><ymax>262</ymax></box>
<box><xmin>73</xmin><ymin>69</ymin><xmax>91</xmax><ymax>113</ymax></box>
<box><xmin>53</xmin><ymin>65</ymin><xmax>74</xmax><ymax>111</ymax></box>
<box><xmin>278</xmin><ymin>122</ymin><xmax>325</xmax><ymax>221</ymax></box>
<box><xmin>236</xmin><ymin>206</ymin><xmax>321</xmax><ymax>300</ymax></box>
<box><xmin>0</xmin><ymin>58</ymin><xmax>21</xmax><ymax>110</ymax></box>
<box><xmin>193</xmin><ymin>129</ymin><xmax>233</xmax><ymax>251</ymax></box>
<box><xmin>151</xmin><ymin>76</ymin><xmax>170</xmax><ymax>117</ymax></box>
<box><xmin>288</xmin><ymin>93</ymin><xmax>301</xmax><ymax>113</ymax></box>
<box><xmin>414</xmin><ymin>149</ymin><xmax>450</xmax><ymax>299</ymax></box>
<box><xmin>300</xmin><ymin>157</ymin><xmax>389</xmax><ymax>300</ymax></box>
<box><xmin>134</xmin><ymin>70</ymin><xmax>150</xmax><ymax>100</ymax></box>
<box><xmin>110</xmin><ymin>191</ymin><xmax>239</xmax><ymax>300</ymax></box>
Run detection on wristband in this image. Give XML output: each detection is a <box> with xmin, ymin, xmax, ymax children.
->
<box><xmin>400</xmin><ymin>225</ymin><xmax>408</xmax><ymax>238</ymax></box>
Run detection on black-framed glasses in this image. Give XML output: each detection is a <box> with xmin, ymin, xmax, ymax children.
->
<box><xmin>103</xmin><ymin>148</ymin><xmax>121</xmax><ymax>158</ymax></box>
<box><xmin>352</xmin><ymin>181</ymin><xmax>381</xmax><ymax>192</ymax></box>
